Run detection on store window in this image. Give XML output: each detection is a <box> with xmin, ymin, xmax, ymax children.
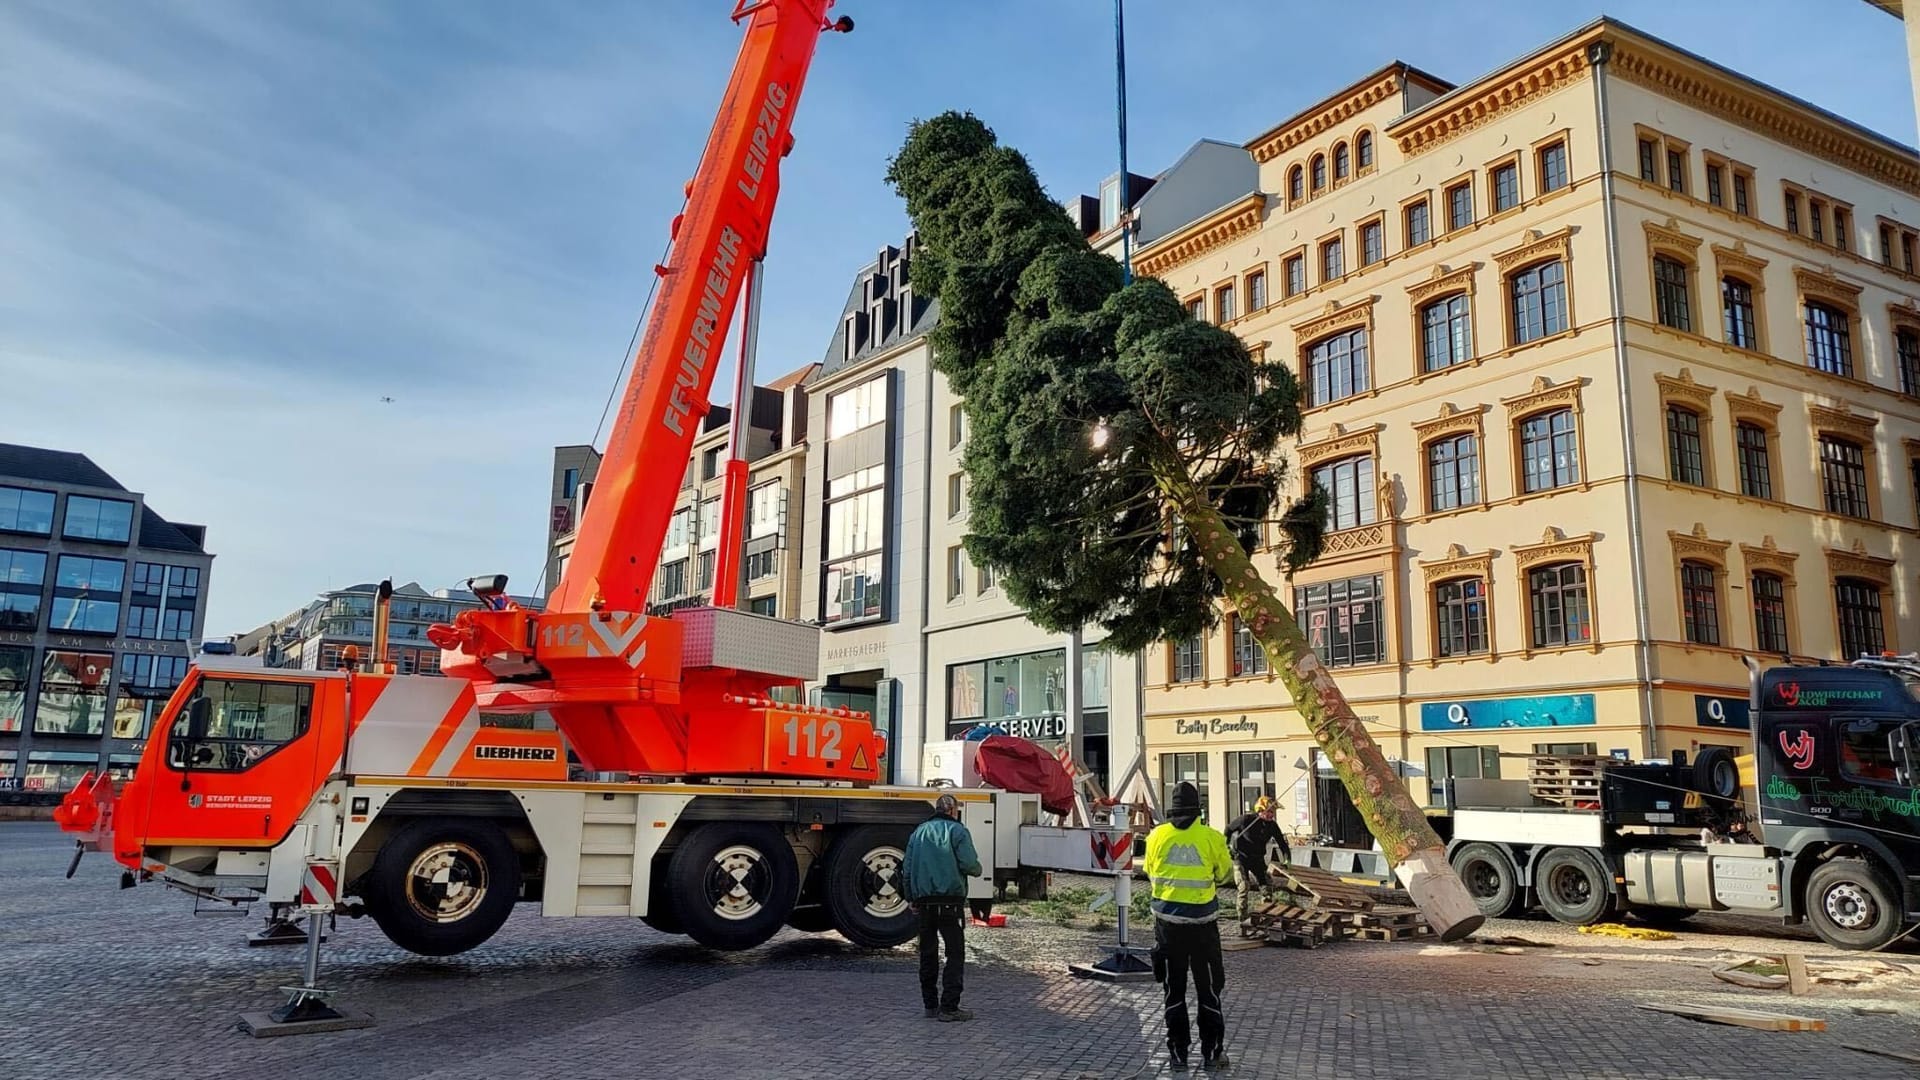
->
<box><xmin>1296</xmin><ymin>574</ymin><xmax>1385</xmax><ymax>668</ymax></box>
<box><xmin>1161</xmin><ymin>751</ymin><xmax>1210</xmax><ymax>813</ymax></box>
<box><xmin>1225</xmin><ymin>750</ymin><xmax>1276</xmax><ymax>820</ymax></box>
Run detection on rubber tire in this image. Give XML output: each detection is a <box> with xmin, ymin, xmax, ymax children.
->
<box><xmin>821</xmin><ymin>824</ymin><xmax>916</xmax><ymax>948</ymax></box>
<box><xmin>1693</xmin><ymin>747</ymin><xmax>1740</xmax><ymax>799</ymax></box>
<box><xmin>1627</xmin><ymin>905</ymin><xmax>1696</xmax><ymax>927</ymax></box>
<box><xmin>364</xmin><ymin>817</ymin><xmax>520</xmax><ymax>956</ymax></box>
<box><xmin>666</xmin><ymin>821</ymin><xmax>799</xmax><ymax>951</ymax></box>
<box><xmin>1534</xmin><ymin>847</ymin><xmax>1615</xmax><ymax>926</ymax></box>
<box><xmin>1450</xmin><ymin>842</ymin><xmax>1520</xmax><ymax>918</ymax></box>
<box><xmin>1805</xmin><ymin>857</ymin><xmax>1905</xmax><ymax>951</ymax></box>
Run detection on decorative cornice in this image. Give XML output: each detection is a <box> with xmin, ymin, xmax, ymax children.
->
<box><xmin>1390</xmin><ymin>37</ymin><xmax>1593</xmax><ymax>157</ymax></box>
<box><xmin>1511</xmin><ymin>526</ymin><xmax>1596</xmax><ymax>570</ymax></box>
<box><xmin>1406</xmin><ymin>262</ymin><xmax>1480</xmax><ymax>306</ymax></box>
<box><xmin>1667</xmin><ymin>523</ymin><xmax>1732</xmax><ymax>566</ymax></box>
<box><xmin>1493</xmin><ymin>226</ymin><xmax>1575</xmax><ymax>274</ymax></box>
<box><xmin>1740</xmin><ymin>536</ymin><xmax>1799</xmax><ymax>579</ymax></box>
<box><xmin>1793</xmin><ymin>266</ymin><xmax>1865</xmax><ymax>309</ymax></box>
<box><xmin>1724</xmin><ymin>386</ymin><xmax>1783</xmax><ymax>424</ymax></box>
<box><xmin>1420</xmin><ymin>543</ymin><xmax>1494</xmax><ymax>583</ymax></box>
<box><xmin>1411</xmin><ymin>401</ymin><xmax>1486</xmax><ymax>442</ymax></box>
<box><xmin>1642</xmin><ymin>217</ymin><xmax>1704</xmax><ymax>258</ymax></box>
<box><xmin>1824</xmin><ymin>539</ymin><xmax>1895</xmax><ymax>585</ymax></box>
<box><xmin>1249</xmin><ymin>66</ymin><xmax>1432</xmax><ymax>163</ymax></box>
<box><xmin>1888</xmin><ymin>299</ymin><xmax>1920</xmax><ymax>330</ymax></box>
<box><xmin>1608</xmin><ymin>39</ymin><xmax>1920</xmax><ymax>197</ymax></box>
<box><xmin>1710</xmin><ymin>241</ymin><xmax>1769</xmax><ymax>280</ymax></box>
<box><xmin>1291</xmin><ymin>295</ymin><xmax>1377</xmax><ymax>342</ymax></box>
<box><xmin>1808</xmin><ymin>402</ymin><xmax>1879</xmax><ymax>442</ymax></box>
<box><xmin>1135</xmin><ymin>192</ymin><xmax>1266</xmax><ymax>279</ymax></box>
<box><xmin>1654</xmin><ymin>368</ymin><xmax>1716</xmax><ymax>412</ymax></box>
<box><xmin>1502</xmin><ymin>375</ymin><xmax>1583</xmax><ymax>418</ymax></box>
<box><xmin>1295</xmin><ymin>422</ymin><xmax>1382</xmax><ymax>470</ymax></box>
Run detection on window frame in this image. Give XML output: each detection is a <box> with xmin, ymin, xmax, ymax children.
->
<box><xmin>1359</xmin><ymin>216</ymin><xmax>1384</xmax><ymax>267</ymax></box>
<box><xmin>1424</xmin><ymin>431</ymin><xmax>1481</xmax><ymax>513</ymax></box>
<box><xmin>1445</xmin><ymin>179</ymin><xmax>1474</xmax><ymax>233</ymax></box>
<box><xmin>1751</xmin><ymin>570</ymin><xmax>1791</xmax><ymax>655</ymax></box>
<box><xmin>0</xmin><ymin>486</ymin><xmax>56</xmax><ymax>537</ymax></box>
<box><xmin>1489</xmin><ymin>156</ymin><xmax>1521</xmax><ymax>214</ymax></box>
<box><xmin>1320</xmin><ymin>234</ymin><xmax>1345</xmax><ymax>283</ymax></box>
<box><xmin>1679</xmin><ymin>559</ymin><xmax>1723</xmax><ymax>646</ymax></box>
<box><xmin>1734</xmin><ymin>420</ymin><xmax>1775</xmax><ymax>500</ymax></box>
<box><xmin>1507</xmin><ymin>258</ymin><xmax>1570</xmax><ymax>346</ymax></box>
<box><xmin>1517</xmin><ymin>407</ymin><xmax>1581</xmax><ymax>495</ymax></box>
<box><xmin>1721</xmin><ymin>274</ymin><xmax>1760</xmax><ymax>351</ymax></box>
<box><xmin>1652</xmin><ymin>254</ymin><xmax>1694</xmax><ymax>333</ymax></box>
<box><xmin>1403</xmin><ymin>196</ymin><xmax>1432</xmax><ymax>248</ymax></box>
<box><xmin>1309</xmin><ymin>454</ymin><xmax>1377</xmax><ymax>532</ymax></box>
<box><xmin>1818</xmin><ymin>433</ymin><xmax>1872</xmax><ymax>520</ymax></box>
<box><xmin>60</xmin><ymin>495</ymin><xmax>135</xmax><ymax>545</ymax></box>
<box><xmin>1664</xmin><ymin>403</ymin><xmax>1707</xmax><ymax>487</ymax></box>
<box><xmin>1295</xmin><ymin>573</ymin><xmax>1388</xmax><ymax>669</ymax></box>
<box><xmin>1834</xmin><ymin>576</ymin><xmax>1888</xmax><ymax>659</ymax></box>
<box><xmin>1230</xmin><ymin>614</ymin><xmax>1269</xmax><ymax>677</ymax></box>
<box><xmin>1433</xmin><ymin>576</ymin><xmax>1491</xmax><ymax>659</ymax></box>
<box><xmin>1535</xmin><ymin>138</ymin><xmax>1569</xmax><ymax>195</ymax></box>
<box><xmin>1171</xmin><ymin>634</ymin><xmax>1205</xmax><ymax>684</ymax></box>
<box><xmin>1302</xmin><ymin>327</ymin><xmax>1371</xmax><ymax>409</ymax></box>
<box><xmin>1418</xmin><ymin>292</ymin><xmax>1473</xmax><ymax>373</ymax></box>
<box><xmin>1526</xmin><ymin>561</ymin><xmax>1593</xmax><ymax>651</ymax></box>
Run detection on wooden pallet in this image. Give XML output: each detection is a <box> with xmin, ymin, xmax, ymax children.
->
<box><xmin>1273</xmin><ymin>865</ymin><xmax>1380</xmax><ymax>912</ymax></box>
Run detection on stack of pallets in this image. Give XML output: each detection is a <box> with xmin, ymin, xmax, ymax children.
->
<box><xmin>1241</xmin><ymin>865</ymin><xmax>1434</xmax><ymax>948</ymax></box>
<box><xmin>1527</xmin><ymin>755</ymin><xmax>1607</xmax><ymax>806</ymax></box>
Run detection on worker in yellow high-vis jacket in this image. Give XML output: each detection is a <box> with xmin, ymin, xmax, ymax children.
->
<box><xmin>1143</xmin><ymin>780</ymin><xmax>1235</xmax><ymax>1071</ymax></box>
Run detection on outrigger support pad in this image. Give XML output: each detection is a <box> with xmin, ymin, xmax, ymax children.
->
<box><xmin>237</xmin><ymin>912</ymin><xmax>374</xmax><ymax>1037</ymax></box>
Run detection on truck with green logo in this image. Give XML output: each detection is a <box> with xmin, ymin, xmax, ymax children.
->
<box><xmin>1434</xmin><ymin>654</ymin><xmax>1920</xmax><ymax>950</ymax></box>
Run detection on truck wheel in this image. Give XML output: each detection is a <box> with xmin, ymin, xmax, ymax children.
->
<box><xmin>822</xmin><ymin>824</ymin><xmax>915</xmax><ymax>948</ymax></box>
<box><xmin>1692</xmin><ymin>747</ymin><xmax>1739</xmax><ymax>799</ymax></box>
<box><xmin>1805</xmin><ymin>858</ymin><xmax>1904</xmax><ymax>950</ymax></box>
<box><xmin>1450</xmin><ymin>843</ymin><xmax>1519</xmax><ymax>918</ymax></box>
<box><xmin>666</xmin><ymin>821</ymin><xmax>798</xmax><ymax>951</ymax></box>
<box><xmin>364</xmin><ymin>817</ymin><xmax>520</xmax><ymax>956</ymax></box>
<box><xmin>1534</xmin><ymin>847</ymin><xmax>1613</xmax><ymax>926</ymax></box>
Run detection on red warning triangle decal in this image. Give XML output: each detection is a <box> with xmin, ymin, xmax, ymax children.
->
<box><xmin>852</xmin><ymin>743</ymin><xmax>870</xmax><ymax>772</ymax></box>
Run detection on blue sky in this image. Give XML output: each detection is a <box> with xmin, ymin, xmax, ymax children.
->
<box><xmin>0</xmin><ymin>0</ymin><xmax>1910</xmax><ymax>636</ymax></box>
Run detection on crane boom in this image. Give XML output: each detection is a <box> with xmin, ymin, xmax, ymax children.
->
<box><xmin>424</xmin><ymin>0</ymin><xmax>877</xmax><ymax>782</ymax></box>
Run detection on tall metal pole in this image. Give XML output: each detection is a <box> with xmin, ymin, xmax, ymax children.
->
<box><xmin>1115</xmin><ymin>0</ymin><xmax>1132</xmax><ymax>283</ymax></box>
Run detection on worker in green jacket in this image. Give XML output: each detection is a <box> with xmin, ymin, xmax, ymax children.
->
<box><xmin>901</xmin><ymin>793</ymin><xmax>982</xmax><ymax>1022</ymax></box>
<box><xmin>1143</xmin><ymin>781</ymin><xmax>1235</xmax><ymax>1070</ymax></box>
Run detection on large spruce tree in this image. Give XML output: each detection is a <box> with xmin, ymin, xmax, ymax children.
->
<box><xmin>888</xmin><ymin>112</ymin><xmax>1481</xmax><ymax>941</ymax></box>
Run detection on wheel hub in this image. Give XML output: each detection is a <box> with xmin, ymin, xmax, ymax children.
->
<box><xmin>1549</xmin><ymin>864</ymin><xmax>1591</xmax><ymax>906</ymax></box>
<box><xmin>858</xmin><ymin>845</ymin><xmax>907</xmax><ymax>919</ymax></box>
<box><xmin>404</xmin><ymin>841</ymin><xmax>489</xmax><ymax>923</ymax></box>
<box><xmin>1463</xmin><ymin>859</ymin><xmax>1502</xmax><ymax>900</ymax></box>
<box><xmin>706</xmin><ymin>844</ymin><xmax>772</xmax><ymax>922</ymax></box>
<box><xmin>1824</xmin><ymin>882</ymin><xmax>1876</xmax><ymax>930</ymax></box>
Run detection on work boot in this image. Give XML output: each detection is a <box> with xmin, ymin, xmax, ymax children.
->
<box><xmin>1203</xmin><ymin>1049</ymin><xmax>1231</xmax><ymax>1070</ymax></box>
<box><xmin>1168</xmin><ymin>1046</ymin><xmax>1190</xmax><ymax>1071</ymax></box>
<box><xmin>923</xmin><ymin>1006</ymin><xmax>938</xmax><ymax>1018</ymax></box>
<box><xmin>938</xmin><ymin>1006</ymin><xmax>974</xmax><ymax>1022</ymax></box>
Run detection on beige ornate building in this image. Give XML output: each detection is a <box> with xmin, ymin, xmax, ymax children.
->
<box><xmin>1137</xmin><ymin>18</ymin><xmax>1920</xmax><ymax>834</ymax></box>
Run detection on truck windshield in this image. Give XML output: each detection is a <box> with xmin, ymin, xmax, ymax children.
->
<box><xmin>166</xmin><ymin>679</ymin><xmax>313</xmax><ymax>772</ymax></box>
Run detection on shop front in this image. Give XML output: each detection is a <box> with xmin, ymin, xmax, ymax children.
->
<box><xmin>946</xmin><ymin>646</ymin><xmax>1111</xmax><ymax>783</ymax></box>
<box><xmin>1144</xmin><ymin>710</ymin><xmax>1314</xmax><ymax>832</ymax></box>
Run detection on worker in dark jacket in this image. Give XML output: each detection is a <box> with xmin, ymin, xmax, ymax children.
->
<box><xmin>1143</xmin><ymin>781</ymin><xmax>1234</xmax><ymax>1070</ymax></box>
<box><xmin>902</xmin><ymin>793</ymin><xmax>982</xmax><ymax>1022</ymax></box>
<box><xmin>1224</xmin><ymin>796</ymin><xmax>1288</xmax><ymax>934</ymax></box>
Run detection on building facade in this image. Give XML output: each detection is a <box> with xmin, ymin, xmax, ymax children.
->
<box><xmin>0</xmin><ymin>445</ymin><xmax>212</xmax><ymax>791</ymax></box>
<box><xmin>242</xmin><ymin>581</ymin><xmax>542</xmax><ymax>675</ymax></box>
<box><xmin>1134</xmin><ymin>20</ymin><xmax>1920</xmax><ymax>834</ymax></box>
<box><xmin>544</xmin><ymin>444</ymin><xmax>601</xmax><ymax>598</ymax></box>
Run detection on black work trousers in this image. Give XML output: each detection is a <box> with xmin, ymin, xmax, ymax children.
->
<box><xmin>917</xmin><ymin>902</ymin><xmax>965</xmax><ymax>1010</ymax></box>
<box><xmin>1154</xmin><ymin>917</ymin><xmax>1225</xmax><ymax>1061</ymax></box>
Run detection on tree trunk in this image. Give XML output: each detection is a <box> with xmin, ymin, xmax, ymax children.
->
<box><xmin>1166</xmin><ymin>477</ymin><xmax>1485</xmax><ymax>943</ymax></box>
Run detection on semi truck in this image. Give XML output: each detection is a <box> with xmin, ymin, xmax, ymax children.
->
<box><xmin>1437</xmin><ymin>653</ymin><xmax>1920</xmax><ymax>951</ymax></box>
<box><xmin>49</xmin><ymin>0</ymin><xmax>1131</xmax><ymax>971</ymax></box>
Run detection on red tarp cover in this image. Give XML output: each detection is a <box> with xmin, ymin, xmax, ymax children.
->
<box><xmin>973</xmin><ymin>735</ymin><xmax>1074</xmax><ymax>817</ymax></box>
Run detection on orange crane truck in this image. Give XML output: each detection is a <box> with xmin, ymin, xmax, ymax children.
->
<box><xmin>52</xmin><ymin>0</ymin><xmax>1118</xmax><ymax>982</ymax></box>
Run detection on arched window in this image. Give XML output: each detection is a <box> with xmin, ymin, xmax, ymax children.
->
<box><xmin>1420</xmin><ymin>293</ymin><xmax>1472</xmax><ymax>372</ymax></box>
<box><xmin>1434</xmin><ymin>577</ymin><xmax>1488</xmax><ymax>657</ymax></box>
<box><xmin>1334</xmin><ymin>142</ymin><xmax>1350</xmax><ymax>180</ymax></box>
<box><xmin>1288</xmin><ymin>165</ymin><xmax>1304</xmax><ymax>203</ymax></box>
<box><xmin>1311</xmin><ymin>154</ymin><xmax>1327</xmax><ymax>191</ymax></box>
<box><xmin>1653</xmin><ymin>255</ymin><xmax>1692</xmax><ymax>332</ymax></box>
<box><xmin>1509</xmin><ymin>259</ymin><xmax>1568</xmax><ymax>344</ymax></box>
<box><xmin>1528</xmin><ymin>562</ymin><xmax>1590</xmax><ymax>648</ymax></box>
<box><xmin>1664</xmin><ymin>404</ymin><xmax>1704</xmax><ymax>486</ymax></box>
<box><xmin>1357</xmin><ymin>131</ymin><xmax>1374</xmax><ymax>170</ymax></box>
<box><xmin>1680</xmin><ymin>560</ymin><xmax>1720</xmax><ymax>645</ymax></box>
<box><xmin>1751</xmin><ymin>571</ymin><xmax>1788</xmax><ymax>654</ymax></box>
<box><xmin>1721</xmin><ymin>275</ymin><xmax>1758</xmax><ymax>350</ymax></box>
<box><xmin>1425</xmin><ymin>432</ymin><xmax>1480</xmax><ymax>511</ymax></box>
<box><xmin>1519</xmin><ymin>408</ymin><xmax>1579</xmax><ymax>493</ymax></box>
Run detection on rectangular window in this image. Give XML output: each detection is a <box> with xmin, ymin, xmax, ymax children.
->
<box><xmin>1666</xmin><ymin>148</ymin><xmax>1686</xmax><ymax>194</ymax></box>
<box><xmin>1492</xmin><ymin>163</ymin><xmax>1519</xmax><ymax>212</ymax></box>
<box><xmin>1898</xmin><ymin>330</ymin><xmax>1920</xmax><ymax>396</ymax></box>
<box><xmin>1360</xmin><ymin>221</ymin><xmax>1383</xmax><ymax>266</ymax></box>
<box><xmin>1296</xmin><ymin>574</ymin><xmax>1386</xmax><ymax>668</ymax></box>
<box><xmin>1284</xmin><ymin>255</ymin><xmax>1305</xmax><ymax>297</ymax></box>
<box><xmin>1706</xmin><ymin>164</ymin><xmax>1725</xmax><ymax>207</ymax></box>
<box><xmin>1681</xmin><ymin>561</ymin><xmax>1721</xmax><ymax>645</ymax></box>
<box><xmin>1231</xmin><ymin>616</ymin><xmax>1268</xmax><ymax>677</ymax></box>
<box><xmin>697</xmin><ymin>550</ymin><xmax>715</xmax><ymax>592</ymax></box>
<box><xmin>1538</xmin><ymin>142</ymin><xmax>1568</xmax><ymax>194</ymax></box>
<box><xmin>656</xmin><ymin>559</ymin><xmax>688</xmax><ymax>600</ymax></box>
<box><xmin>0</xmin><ymin>645</ymin><xmax>27</xmax><ymax>731</ymax></box>
<box><xmin>1752</xmin><ymin>572</ymin><xmax>1789</xmax><ymax>654</ymax></box>
<box><xmin>1426</xmin><ymin>433</ymin><xmax>1480</xmax><ymax>511</ymax></box>
<box><xmin>1435</xmin><ymin>578</ymin><xmax>1489</xmax><ymax>658</ymax></box>
<box><xmin>1638</xmin><ymin>138</ymin><xmax>1658</xmax><ymax>182</ymax></box>
<box><xmin>1653</xmin><ymin>256</ymin><xmax>1692</xmax><ymax>332</ymax></box>
<box><xmin>1160</xmin><ymin>752</ymin><xmax>1209</xmax><ymax>814</ymax></box>
<box><xmin>1804</xmin><ymin>302</ymin><xmax>1853</xmax><ymax>378</ymax></box>
<box><xmin>823</xmin><ymin>463</ymin><xmax>887</xmax><ymax>624</ymax></box>
<box><xmin>1905</xmin><ymin>233</ymin><xmax>1917</xmax><ymax>274</ymax></box>
<box><xmin>1736</xmin><ymin>423</ymin><xmax>1773</xmax><ymax>499</ymax></box>
<box><xmin>1835</xmin><ymin>579</ymin><xmax>1886</xmax><ymax>659</ymax></box>
<box><xmin>1246</xmin><ymin>271</ymin><xmax>1267</xmax><ymax>312</ymax></box>
<box><xmin>1785</xmin><ymin>191</ymin><xmax>1800</xmax><ymax>234</ymax></box>
<box><xmin>1311</xmin><ymin>456</ymin><xmax>1376</xmax><ymax>531</ymax></box>
<box><xmin>36</xmin><ymin>650</ymin><xmax>112</xmax><ymax>735</ymax></box>
<box><xmin>1510</xmin><ymin>260</ymin><xmax>1569</xmax><ymax>344</ymax></box>
<box><xmin>1520</xmin><ymin>409</ymin><xmax>1580</xmax><ymax>493</ymax></box>
<box><xmin>827</xmin><ymin>375</ymin><xmax>886</xmax><ymax>440</ymax></box>
<box><xmin>949</xmin><ymin>402</ymin><xmax>965</xmax><ymax>448</ymax></box>
<box><xmin>62</xmin><ymin>496</ymin><xmax>134</xmax><ymax>544</ymax></box>
<box><xmin>700</xmin><ymin>447</ymin><xmax>721</xmax><ymax>482</ymax></box>
<box><xmin>0</xmin><ymin>486</ymin><xmax>55</xmax><ymax>536</ymax></box>
<box><xmin>747</xmin><ymin>482</ymin><xmax>782</xmax><ymax>539</ymax></box>
<box><xmin>1303</xmin><ymin>328</ymin><xmax>1370</xmax><ymax>407</ymax></box>
<box><xmin>0</xmin><ymin>549</ymin><xmax>46</xmax><ymax>632</ymax></box>
<box><xmin>1833</xmin><ymin>207</ymin><xmax>1850</xmax><ymax>251</ymax></box>
<box><xmin>1446</xmin><ymin>183</ymin><xmax>1473</xmax><ymax>231</ymax></box>
<box><xmin>1420</xmin><ymin>294</ymin><xmax>1472</xmax><ymax>371</ymax></box>
<box><xmin>948</xmin><ymin>472</ymin><xmax>964</xmax><ymax>519</ymax></box>
<box><xmin>51</xmin><ymin>555</ymin><xmax>123</xmax><ymax>634</ymax></box>
<box><xmin>1819</xmin><ymin>436</ymin><xmax>1870</xmax><ymax>519</ymax></box>
<box><xmin>562</xmin><ymin>467</ymin><xmax>580</xmax><ymax>500</ymax></box>
<box><xmin>1528</xmin><ymin>563</ymin><xmax>1591</xmax><ymax>648</ymax></box>
<box><xmin>976</xmin><ymin>562</ymin><xmax>997</xmax><ymax>593</ymax></box>
<box><xmin>697</xmin><ymin>497</ymin><xmax>720</xmax><ymax>546</ymax></box>
<box><xmin>1216</xmin><ymin>283</ymin><xmax>1236</xmax><ymax>323</ymax></box>
<box><xmin>1810</xmin><ymin>200</ymin><xmax>1826</xmax><ymax>243</ymax></box>
<box><xmin>1732</xmin><ymin>172</ymin><xmax>1751</xmax><ymax>216</ymax></box>
<box><xmin>1405</xmin><ymin>200</ymin><xmax>1431</xmax><ymax>247</ymax></box>
<box><xmin>946</xmin><ymin>546</ymin><xmax>966</xmax><ymax>602</ymax></box>
<box><xmin>744</xmin><ymin>548</ymin><xmax>778</xmax><ymax>581</ymax></box>
<box><xmin>1187</xmin><ymin>296</ymin><xmax>1204</xmax><ymax>320</ymax></box>
<box><xmin>1722</xmin><ymin>277</ymin><xmax>1757</xmax><ymax>350</ymax></box>
<box><xmin>1665</xmin><ymin>405</ymin><xmax>1705</xmax><ymax>486</ymax></box>
<box><xmin>1882</xmin><ymin>224</ymin><xmax>1897</xmax><ymax>266</ymax></box>
<box><xmin>1225</xmin><ymin>750</ymin><xmax>1277</xmax><ymax>820</ymax></box>
<box><xmin>165</xmin><ymin>678</ymin><xmax>313</xmax><ymax>771</ymax></box>
<box><xmin>1425</xmin><ymin>745</ymin><xmax>1501</xmax><ymax>808</ymax></box>
<box><xmin>1321</xmin><ymin>237</ymin><xmax>1343</xmax><ymax>282</ymax></box>
<box><xmin>1172</xmin><ymin>635</ymin><xmax>1204</xmax><ymax>683</ymax></box>
<box><xmin>747</xmin><ymin>595</ymin><xmax>776</xmax><ymax>617</ymax></box>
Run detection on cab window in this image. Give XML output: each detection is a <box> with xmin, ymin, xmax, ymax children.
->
<box><xmin>167</xmin><ymin>679</ymin><xmax>313</xmax><ymax>772</ymax></box>
<box><xmin>1837</xmin><ymin>719</ymin><xmax>1911</xmax><ymax>785</ymax></box>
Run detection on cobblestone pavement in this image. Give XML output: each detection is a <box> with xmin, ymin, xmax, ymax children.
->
<box><xmin>6</xmin><ymin>822</ymin><xmax>1920</xmax><ymax>1080</ymax></box>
